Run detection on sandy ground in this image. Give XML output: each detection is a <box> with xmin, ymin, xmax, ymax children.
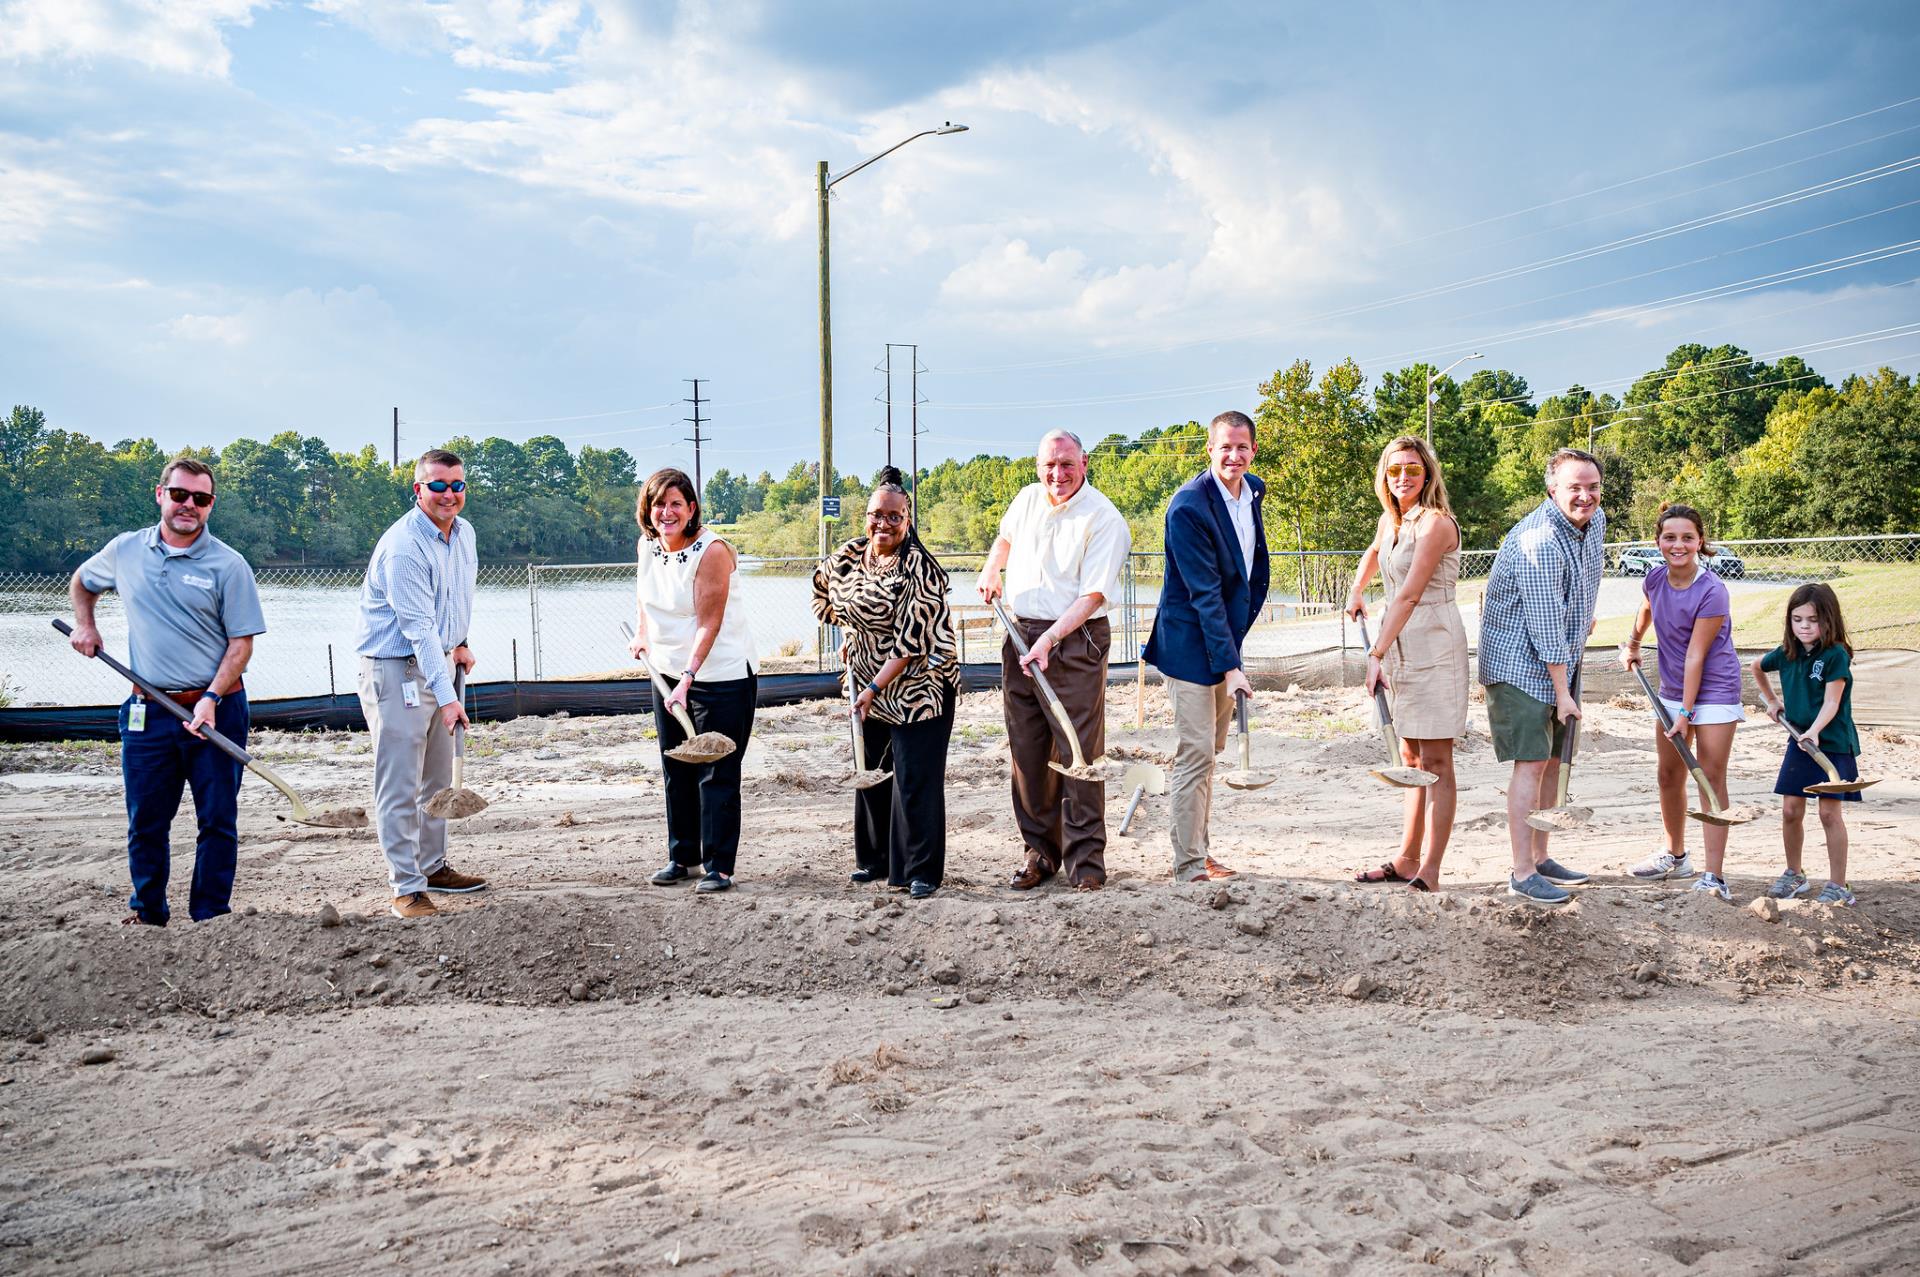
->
<box><xmin>3</xmin><ymin>681</ymin><xmax>1919</xmax><ymax>1276</ymax></box>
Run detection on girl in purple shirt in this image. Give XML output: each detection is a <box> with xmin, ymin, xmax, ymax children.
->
<box><xmin>1621</xmin><ymin>504</ymin><xmax>1746</xmax><ymax>898</ymax></box>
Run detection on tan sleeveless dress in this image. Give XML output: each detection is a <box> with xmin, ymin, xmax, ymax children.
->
<box><xmin>1381</xmin><ymin>507</ymin><xmax>1469</xmax><ymax>740</ymax></box>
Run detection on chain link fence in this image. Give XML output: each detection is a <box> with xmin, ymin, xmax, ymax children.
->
<box><xmin>3</xmin><ymin>534</ymin><xmax>1914</xmax><ymax>707</ymax></box>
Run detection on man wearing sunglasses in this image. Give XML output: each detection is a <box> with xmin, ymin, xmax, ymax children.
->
<box><xmin>355</xmin><ymin>448</ymin><xmax>483</xmax><ymax>919</ymax></box>
<box><xmin>68</xmin><ymin>456</ymin><xmax>266</xmax><ymax>926</ymax></box>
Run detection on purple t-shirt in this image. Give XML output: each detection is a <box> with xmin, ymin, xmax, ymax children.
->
<box><xmin>1645</xmin><ymin>567</ymin><xmax>1741</xmax><ymax>704</ymax></box>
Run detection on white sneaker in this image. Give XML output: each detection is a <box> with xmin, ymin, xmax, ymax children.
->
<box><xmin>1629</xmin><ymin>850</ymin><xmax>1694</xmax><ymax>880</ymax></box>
<box><xmin>1692</xmin><ymin>872</ymin><xmax>1732</xmax><ymax>903</ymax></box>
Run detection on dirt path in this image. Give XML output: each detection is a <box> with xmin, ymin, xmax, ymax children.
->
<box><xmin>3</xmin><ymin>685</ymin><xmax>1918</xmax><ymax>1275</ymax></box>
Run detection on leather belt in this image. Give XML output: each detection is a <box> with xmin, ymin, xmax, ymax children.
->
<box><xmin>136</xmin><ymin>681</ymin><xmax>241</xmax><ymax>706</ymax></box>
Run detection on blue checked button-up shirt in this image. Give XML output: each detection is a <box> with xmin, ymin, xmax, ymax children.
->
<box><xmin>355</xmin><ymin>507</ymin><xmax>477</xmax><ymax>707</ymax></box>
<box><xmin>1477</xmin><ymin>499</ymin><xmax>1607</xmax><ymax>703</ymax></box>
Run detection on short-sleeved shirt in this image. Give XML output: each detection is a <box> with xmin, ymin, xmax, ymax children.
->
<box><xmin>812</xmin><ymin>537</ymin><xmax>960</xmax><ymax>725</ymax></box>
<box><xmin>1759</xmin><ymin>644</ymin><xmax>1859</xmax><ymax>755</ymax></box>
<box><xmin>996</xmin><ymin>480</ymin><xmax>1132</xmax><ymax>620</ymax></box>
<box><xmin>77</xmin><ymin>525</ymin><xmax>266</xmax><ymax>690</ymax></box>
<box><xmin>1644</xmin><ymin>567</ymin><xmax>1741</xmax><ymax>705</ymax></box>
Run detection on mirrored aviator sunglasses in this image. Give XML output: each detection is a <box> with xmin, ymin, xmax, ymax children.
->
<box><xmin>420</xmin><ymin>479</ymin><xmax>467</xmax><ymax>493</ymax></box>
<box><xmin>165</xmin><ymin>487</ymin><xmax>214</xmax><ymax>507</ymax></box>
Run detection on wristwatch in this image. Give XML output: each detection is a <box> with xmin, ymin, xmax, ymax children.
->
<box><xmin>204</xmin><ymin>691</ymin><xmax>223</xmax><ymax>706</ymax></box>
<box><xmin>867</xmin><ymin>680</ymin><xmax>882</xmax><ymax>697</ymax></box>
<box><xmin>1677</xmin><ymin>706</ymin><xmax>1694</xmax><ymax>720</ymax></box>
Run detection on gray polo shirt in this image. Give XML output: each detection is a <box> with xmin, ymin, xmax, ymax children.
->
<box><xmin>78</xmin><ymin>525</ymin><xmax>267</xmax><ymax>690</ymax></box>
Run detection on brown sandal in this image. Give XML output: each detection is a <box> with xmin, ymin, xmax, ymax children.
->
<box><xmin>1355</xmin><ymin>862</ymin><xmax>1409</xmax><ymax>884</ymax></box>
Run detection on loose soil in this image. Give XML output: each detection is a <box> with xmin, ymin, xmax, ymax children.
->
<box><xmin>3</xmin><ymin>684</ymin><xmax>1918</xmax><ymax>1275</ymax></box>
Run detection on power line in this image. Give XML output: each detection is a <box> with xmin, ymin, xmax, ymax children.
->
<box><xmin>409</xmin><ymin>402</ymin><xmax>679</xmax><ymax>428</ymax></box>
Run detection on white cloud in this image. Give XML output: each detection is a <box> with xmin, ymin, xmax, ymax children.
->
<box><xmin>0</xmin><ymin>0</ymin><xmax>266</xmax><ymax>77</ymax></box>
<box><xmin>165</xmin><ymin>311</ymin><xmax>251</xmax><ymax>345</ymax></box>
<box><xmin>0</xmin><ymin>159</ymin><xmax>111</xmax><ymax>249</ymax></box>
<box><xmin>308</xmin><ymin>0</ymin><xmax>583</xmax><ymax>73</ymax></box>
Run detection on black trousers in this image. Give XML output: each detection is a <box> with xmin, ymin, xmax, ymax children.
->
<box><xmin>853</xmin><ymin>685</ymin><xmax>956</xmax><ymax>888</ymax></box>
<box><xmin>652</xmin><ymin>671</ymin><xmax>756</xmax><ymax>877</ymax></box>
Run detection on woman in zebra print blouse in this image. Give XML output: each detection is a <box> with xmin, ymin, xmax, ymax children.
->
<box><xmin>811</xmin><ymin>468</ymin><xmax>961</xmax><ymax>898</ymax></box>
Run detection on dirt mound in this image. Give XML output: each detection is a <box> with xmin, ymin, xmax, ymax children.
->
<box><xmin>7</xmin><ymin>878</ymin><xmax>1910</xmax><ymax>1037</ymax></box>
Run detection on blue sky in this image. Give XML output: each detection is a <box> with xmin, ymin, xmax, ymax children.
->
<box><xmin>4</xmin><ymin>0</ymin><xmax>1919</xmax><ymax>482</ymax></box>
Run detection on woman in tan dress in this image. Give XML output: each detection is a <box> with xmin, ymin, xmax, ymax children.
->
<box><xmin>1342</xmin><ymin>434</ymin><xmax>1470</xmax><ymax>890</ymax></box>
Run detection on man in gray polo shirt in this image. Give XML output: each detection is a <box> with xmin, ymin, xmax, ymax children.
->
<box><xmin>69</xmin><ymin>455</ymin><xmax>266</xmax><ymax>926</ymax></box>
<box><xmin>356</xmin><ymin>447</ymin><xmax>483</xmax><ymax>919</ymax></box>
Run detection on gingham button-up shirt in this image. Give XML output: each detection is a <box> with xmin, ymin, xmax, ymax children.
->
<box><xmin>1477</xmin><ymin>499</ymin><xmax>1606</xmax><ymax>703</ymax></box>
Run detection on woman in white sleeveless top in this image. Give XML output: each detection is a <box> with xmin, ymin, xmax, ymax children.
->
<box><xmin>628</xmin><ymin>467</ymin><xmax>756</xmax><ymax>892</ymax></box>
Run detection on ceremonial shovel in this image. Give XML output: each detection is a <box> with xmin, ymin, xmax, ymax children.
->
<box><xmin>424</xmin><ymin>674</ymin><xmax>487</xmax><ymax>819</ymax></box>
<box><xmin>842</xmin><ymin>673</ymin><xmax>893</xmax><ymax>791</ymax></box>
<box><xmin>1356</xmin><ymin>618</ymin><xmax>1437</xmax><ymax>788</ymax></box>
<box><xmin>1628</xmin><ymin>653</ymin><xmax>1753</xmax><ymax>826</ymax></box>
<box><xmin>990</xmin><ymin>599</ymin><xmax>1128</xmax><ymax>783</ymax></box>
<box><xmin>1220</xmin><ymin>689</ymin><xmax>1274</xmax><ymax>790</ymax></box>
<box><xmin>1117</xmin><ymin>761</ymin><xmax>1167</xmax><ymax>835</ymax></box>
<box><xmin>54</xmin><ymin>619</ymin><xmax>367</xmax><ymax>829</ymax></box>
<box><xmin>1526</xmin><ymin>662</ymin><xmax>1592</xmax><ymax>832</ymax></box>
<box><xmin>620</xmin><ymin>623</ymin><xmax>737</xmax><ymax>764</ymax></box>
<box><xmin>1778</xmin><ymin>719</ymin><xmax>1879</xmax><ymax>795</ymax></box>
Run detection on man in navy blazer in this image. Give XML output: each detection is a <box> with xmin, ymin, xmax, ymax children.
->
<box><xmin>1142</xmin><ymin>410</ymin><xmax>1270</xmax><ymax>883</ymax></box>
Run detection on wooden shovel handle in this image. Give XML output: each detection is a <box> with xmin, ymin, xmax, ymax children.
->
<box><xmin>992</xmin><ymin>600</ymin><xmax>1090</xmax><ymax>769</ymax></box>
<box><xmin>621</xmin><ymin>622</ymin><xmax>700</xmax><ymax>739</ymax></box>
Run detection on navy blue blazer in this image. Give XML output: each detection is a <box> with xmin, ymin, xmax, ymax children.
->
<box><xmin>1143</xmin><ymin>469</ymin><xmax>1270</xmax><ymax>686</ymax></box>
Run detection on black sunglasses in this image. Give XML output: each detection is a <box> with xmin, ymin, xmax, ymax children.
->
<box><xmin>417</xmin><ymin>479</ymin><xmax>467</xmax><ymax>493</ymax></box>
<box><xmin>164</xmin><ymin>487</ymin><xmax>214</xmax><ymax>508</ymax></box>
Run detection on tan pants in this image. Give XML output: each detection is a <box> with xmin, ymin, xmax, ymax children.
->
<box><xmin>1165</xmin><ymin>674</ymin><xmax>1233</xmax><ymax>881</ymax></box>
<box><xmin>1002</xmin><ymin>616</ymin><xmax>1110</xmax><ymax>883</ymax></box>
<box><xmin>357</xmin><ymin>655</ymin><xmax>455</xmax><ymax>895</ymax></box>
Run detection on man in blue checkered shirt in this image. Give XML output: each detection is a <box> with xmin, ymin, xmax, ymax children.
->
<box><xmin>1479</xmin><ymin>447</ymin><xmax>1607</xmax><ymax>906</ymax></box>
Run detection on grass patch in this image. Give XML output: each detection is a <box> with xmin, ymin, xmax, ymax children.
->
<box><xmin>1591</xmin><ymin>561</ymin><xmax>1920</xmax><ymax>650</ymax></box>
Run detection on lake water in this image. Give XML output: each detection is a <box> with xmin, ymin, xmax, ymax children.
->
<box><xmin>0</xmin><ymin>567</ymin><xmax>1165</xmax><ymax>707</ymax></box>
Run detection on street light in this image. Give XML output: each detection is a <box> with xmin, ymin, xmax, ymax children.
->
<box><xmin>1425</xmin><ymin>352</ymin><xmax>1483</xmax><ymax>447</ymax></box>
<box><xmin>1588</xmin><ymin>414</ymin><xmax>1643</xmax><ymax>453</ymax></box>
<box><xmin>816</xmin><ymin>123</ymin><xmax>969</xmax><ymax>557</ymax></box>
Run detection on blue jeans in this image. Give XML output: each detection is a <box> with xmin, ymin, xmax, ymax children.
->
<box><xmin>119</xmin><ymin>690</ymin><xmax>249</xmax><ymax>924</ymax></box>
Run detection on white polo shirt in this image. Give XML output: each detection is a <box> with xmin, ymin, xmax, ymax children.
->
<box><xmin>997</xmin><ymin>480</ymin><xmax>1132</xmax><ymax>620</ymax></box>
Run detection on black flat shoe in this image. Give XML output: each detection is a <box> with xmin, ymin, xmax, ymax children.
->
<box><xmin>909</xmin><ymin>880</ymin><xmax>937</xmax><ymax>899</ymax></box>
<box><xmin>649</xmin><ymin>863</ymin><xmax>691</xmax><ymax>886</ymax></box>
<box><xmin>849</xmin><ymin>869</ymin><xmax>878</xmax><ymax>884</ymax></box>
<box><xmin>695</xmin><ymin>871</ymin><xmax>733</xmax><ymax>893</ymax></box>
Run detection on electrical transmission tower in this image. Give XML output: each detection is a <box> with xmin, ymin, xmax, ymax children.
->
<box><xmin>684</xmin><ymin>379</ymin><xmax>708</xmax><ymax>495</ymax></box>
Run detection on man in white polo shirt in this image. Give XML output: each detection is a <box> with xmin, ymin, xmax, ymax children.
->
<box><xmin>68</xmin><ymin>456</ymin><xmax>266</xmax><ymax>926</ymax></box>
<box><xmin>979</xmin><ymin>429</ymin><xmax>1132</xmax><ymax>890</ymax></box>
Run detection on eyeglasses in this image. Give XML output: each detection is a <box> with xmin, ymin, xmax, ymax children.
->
<box><xmin>866</xmin><ymin>510</ymin><xmax>906</xmax><ymax>526</ymax></box>
<box><xmin>1384</xmin><ymin>464</ymin><xmax>1426</xmax><ymax>479</ymax></box>
<box><xmin>164</xmin><ymin>487</ymin><xmax>214</xmax><ymax>508</ymax></box>
<box><xmin>417</xmin><ymin>479</ymin><xmax>467</xmax><ymax>493</ymax></box>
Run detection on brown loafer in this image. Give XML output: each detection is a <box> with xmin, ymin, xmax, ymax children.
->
<box><xmin>1071</xmin><ymin>875</ymin><xmax>1105</xmax><ymax>892</ymax></box>
<box><xmin>1204</xmin><ymin>857</ymin><xmax>1238</xmax><ymax>879</ymax></box>
<box><xmin>425</xmin><ymin>863</ymin><xmax>488</xmax><ymax>893</ymax></box>
<box><xmin>1008</xmin><ymin>852</ymin><xmax>1055</xmax><ymax>891</ymax></box>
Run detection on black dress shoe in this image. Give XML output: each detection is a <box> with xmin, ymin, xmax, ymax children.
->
<box><xmin>695</xmin><ymin>871</ymin><xmax>733</xmax><ymax>893</ymax></box>
<box><xmin>909</xmin><ymin>880</ymin><xmax>937</xmax><ymax>899</ymax></box>
<box><xmin>849</xmin><ymin>869</ymin><xmax>878</xmax><ymax>883</ymax></box>
<box><xmin>649</xmin><ymin>863</ymin><xmax>690</xmax><ymax>885</ymax></box>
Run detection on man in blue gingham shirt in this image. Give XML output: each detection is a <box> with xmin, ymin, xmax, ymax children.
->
<box><xmin>1478</xmin><ymin>447</ymin><xmax>1607</xmax><ymax>907</ymax></box>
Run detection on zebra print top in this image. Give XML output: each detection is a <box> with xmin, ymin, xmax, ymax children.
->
<box><xmin>811</xmin><ymin>537</ymin><xmax>960</xmax><ymax>725</ymax></box>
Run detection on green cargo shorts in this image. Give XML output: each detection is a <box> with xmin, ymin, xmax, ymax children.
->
<box><xmin>1485</xmin><ymin>681</ymin><xmax>1569</xmax><ymax>763</ymax></box>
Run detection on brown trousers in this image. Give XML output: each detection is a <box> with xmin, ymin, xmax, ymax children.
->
<box><xmin>1002</xmin><ymin>615</ymin><xmax>1110</xmax><ymax>882</ymax></box>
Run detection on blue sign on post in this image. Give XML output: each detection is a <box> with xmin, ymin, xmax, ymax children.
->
<box><xmin>821</xmin><ymin>496</ymin><xmax>842</xmax><ymax>519</ymax></box>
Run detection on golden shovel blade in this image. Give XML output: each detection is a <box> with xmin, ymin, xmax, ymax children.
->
<box><xmin>1370</xmin><ymin>764</ymin><xmax>1438</xmax><ymax>789</ymax></box>
<box><xmin>1525</xmin><ymin>803</ymin><xmax>1592</xmax><ymax>833</ymax></box>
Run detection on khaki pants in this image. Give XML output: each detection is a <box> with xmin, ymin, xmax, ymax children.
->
<box><xmin>1165</xmin><ymin>674</ymin><xmax>1233</xmax><ymax>882</ymax></box>
<box><xmin>357</xmin><ymin>655</ymin><xmax>455</xmax><ymax>895</ymax></box>
<box><xmin>1002</xmin><ymin>616</ymin><xmax>1110</xmax><ymax>883</ymax></box>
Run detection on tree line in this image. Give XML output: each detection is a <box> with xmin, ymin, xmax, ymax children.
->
<box><xmin>5</xmin><ymin>340</ymin><xmax>1914</xmax><ymax>573</ymax></box>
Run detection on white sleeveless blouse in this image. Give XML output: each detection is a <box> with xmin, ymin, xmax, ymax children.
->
<box><xmin>635</xmin><ymin>528</ymin><xmax>756</xmax><ymax>681</ymax></box>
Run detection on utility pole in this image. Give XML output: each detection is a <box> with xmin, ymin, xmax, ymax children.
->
<box><xmin>392</xmin><ymin>407</ymin><xmax>399</xmax><ymax>468</ymax></box>
<box><xmin>907</xmin><ymin>344</ymin><xmax>924</xmax><ymax>502</ymax></box>
<box><xmin>816</xmin><ymin>159</ymin><xmax>833</xmax><ymax>560</ymax></box>
<box><xmin>683</xmin><ymin>378</ymin><xmax>708</xmax><ymax>497</ymax></box>
<box><xmin>875</xmin><ymin>346</ymin><xmax>894</xmax><ymax>468</ymax></box>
